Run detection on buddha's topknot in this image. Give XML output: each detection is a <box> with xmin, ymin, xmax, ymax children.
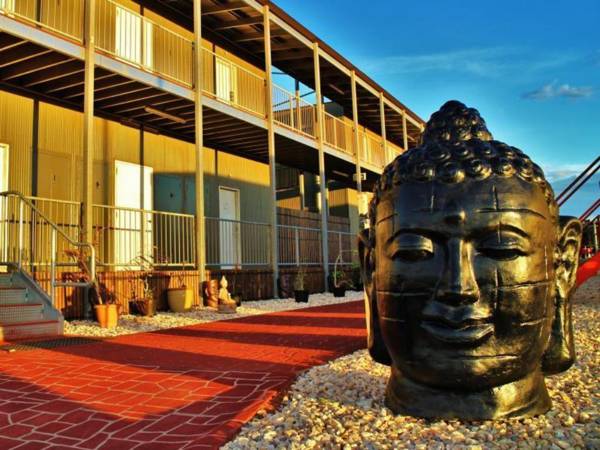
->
<box><xmin>368</xmin><ymin>101</ymin><xmax>557</xmax><ymax>231</ymax></box>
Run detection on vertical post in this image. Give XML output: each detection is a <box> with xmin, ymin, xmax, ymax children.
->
<box><xmin>402</xmin><ymin>110</ymin><xmax>409</xmax><ymax>151</ymax></box>
<box><xmin>313</xmin><ymin>42</ymin><xmax>329</xmax><ymax>289</ymax></box>
<box><xmin>50</xmin><ymin>229</ymin><xmax>56</xmax><ymax>306</ymax></box>
<box><xmin>139</xmin><ymin>126</ymin><xmax>146</xmax><ymax>264</ymax></box>
<box><xmin>294</xmin><ymin>227</ymin><xmax>300</xmax><ymax>266</ymax></box>
<box><xmin>379</xmin><ymin>92</ymin><xmax>388</xmax><ymax>164</ymax></box>
<box><xmin>82</xmin><ymin>0</ymin><xmax>95</xmax><ymax>246</ymax></box>
<box><xmin>193</xmin><ymin>0</ymin><xmax>206</xmax><ymax>284</ymax></box>
<box><xmin>298</xmin><ymin>171</ymin><xmax>305</xmax><ymax>210</ymax></box>
<box><xmin>264</xmin><ymin>5</ymin><xmax>279</xmax><ymax>297</ymax></box>
<box><xmin>351</xmin><ymin>71</ymin><xmax>364</xmax><ymax>227</ymax></box>
<box><xmin>31</xmin><ymin>100</ymin><xmax>39</xmax><ymax>196</ymax></box>
<box><xmin>18</xmin><ymin>200</ymin><xmax>24</xmax><ymax>269</ymax></box>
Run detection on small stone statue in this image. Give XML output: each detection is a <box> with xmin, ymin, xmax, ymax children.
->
<box><xmin>203</xmin><ymin>279</ymin><xmax>219</xmax><ymax>308</ymax></box>
<box><xmin>218</xmin><ymin>276</ymin><xmax>237</xmax><ymax>314</ymax></box>
<box><xmin>359</xmin><ymin>101</ymin><xmax>582</xmax><ymax>419</ymax></box>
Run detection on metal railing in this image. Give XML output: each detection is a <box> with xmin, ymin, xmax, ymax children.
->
<box><xmin>95</xmin><ymin>0</ymin><xmax>193</xmax><ymax>86</ymax></box>
<box><xmin>0</xmin><ymin>0</ymin><xmax>84</xmax><ymax>41</ymax></box>
<box><xmin>359</xmin><ymin>129</ymin><xmax>385</xmax><ymax>168</ymax></box>
<box><xmin>205</xmin><ymin>217</ymin><xmax>271</xmax><ymax>267</ymax></box>
<box><xmin>328</xmin><ymin>230</ymin><xmax>357</xmax><ymax>265</ymax></box>
<box><xmin>92</xmin><ymin>204</ymin><xmax>196</xmax><ymax>269</ymax></box>
<box><xmin>386</xmin><ymin>140</ymin><xmax>405</xmax><ymax>164</ymax></box>
<box><xmin>272</xmin><ymin>84</ymin><xmax>316</xmax><ymax>137</ymax></box>
<box><xmin>0</xmin><ymin>191</ymin><xmax>95</xmax><ymax>305</ymax></box>
<box><xmin>323</xmin><ymin>109</ymin><xmax>354</xmax><ymax>156</ymax></box>
<box><xmin>202</xmin><ymin>48</ymin><xmax>266</xmax><ymax>117</ymax></box>
<box><xmin>278</xmin><ymin>224</ymin><xmax>322</xmax><ymax>266</ymax></box>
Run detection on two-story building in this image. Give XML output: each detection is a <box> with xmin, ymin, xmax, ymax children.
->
<box><xmin>0</xmin><ymin>0</ymin><xmax>424</xmax><ymax>329</ymax></box>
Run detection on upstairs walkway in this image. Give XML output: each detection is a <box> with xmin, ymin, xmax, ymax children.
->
<box><xmin>0</xmin><ymin>300</ymin><xmax>365</xmax><ymax>449</ymax></box>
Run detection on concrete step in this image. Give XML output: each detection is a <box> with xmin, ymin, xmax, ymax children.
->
<box><xmin>0</xmin><ymin>320</ymin><xmax>62</xmax><ymax>343</ymax></box>
<box><xmin>0</xmin><ymin>288</ymin><xmax>27</xmax><ymax>304</ymax></box>
<box><xmin>0</xmin><ymin>303</ymin><xmax>44</xmax><ymax>324</ymax></box>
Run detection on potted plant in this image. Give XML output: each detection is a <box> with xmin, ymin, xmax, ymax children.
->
<box><xmin>131</xmin><ymin>272</ymin><xmax>155</xmax><ymax>317</ymax></box>
<box><xmin>167</xmin><ymin>273</ymin><xmax>193</xmax><ymax>312</ymax></box>
<box><xmin>332</xmin><ymin>253</ymin><xmax>354</xmax><ymax>297</ymax></box>
<box><xmin>65</xmin><ymin>248</ymin><xmax>118</xmax><ymax>328</ymax></box>
<box><xmin>293</xmin><ymin>267</ymin><xmax>309</xmax><ymax>302</ymax></box>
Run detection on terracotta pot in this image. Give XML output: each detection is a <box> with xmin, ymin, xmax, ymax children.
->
<box><xmin>167</xmin><ymin>288</ymin><xmax>193</xmax><ymax>313</ymax></box>
<box><xmin>95</xmin><ymin>304</ymin><xmax>118</xmax><ymax>329</ymax></box>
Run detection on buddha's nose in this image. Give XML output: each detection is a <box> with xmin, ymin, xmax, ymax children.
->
<box><xmin>436</xmin><ymin>238</ymin><xmax>480</xmax><ymax>305</ymax></box>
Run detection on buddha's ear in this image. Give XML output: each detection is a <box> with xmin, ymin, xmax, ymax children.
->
<box><xmin>358</xmin><ymin>229</ymin><xmax>392</xmax><ymax>366</ymax></box>
<box><xmin>542</xmin><ymin>216</ymin><xmax>582</xmax><ymax>375</ymax></box>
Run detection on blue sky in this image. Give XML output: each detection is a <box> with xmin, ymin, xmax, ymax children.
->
<box><xmin>276</xmin><ymin>0</ymin><xmax>599</xmax><ymax>196</ymax></box>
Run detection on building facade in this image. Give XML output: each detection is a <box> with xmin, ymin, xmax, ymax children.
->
<box><xmin>0</xmin><ymin>0</ymin><xmax>424</xmax><ymax>320</ymax></box>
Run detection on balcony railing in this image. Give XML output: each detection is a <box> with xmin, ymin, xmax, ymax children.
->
<box><xmin>202</xmin><ymin>48</ymin><xmax>266</xmax><ymax>117</ymax></box>
<box><xmin>92</xmin><ymin>204</ymin><xmax>196</xmax><ymax>269</ymax></box>
<box><xmin>0</xmin><ymin>194</ymin><xmax>359</xmax><ymax>272</ymax></box>
<box><xmin>205</xmin><ymin>217</ymin><xmax>271</xmax><ymax>267</ymax></box>
<box><xmin>359</xmin><ymin>129</ymin><xmax>385</xmax><ymax>168</ymax></box>
<box><xmin>96</xmin><ymin>0</ymin><xmax>193</xmax><ymax>87</ymax></box>
<box><xmin>322</xmin><ymin>109</ymin><xmax>354</xmax><ymax>156</ymax></box>
<box><xmin>278</xmin><ymin>224</ymin><xmax>322</xmax><ymax>266</ymax></box>
<box><xmin>3</xmin><ymin>1</ymin><xmax>405</xmax><ymax>172</ymax></box>
<box><xmin>272</xmin><ymin>84</ymin><xmax>316</xmax><ymax>137</ymax></box>
<box><xmin>0</xmin><ymin>0</ymin><xmax>84</xmax><ymax>42</ymax></box>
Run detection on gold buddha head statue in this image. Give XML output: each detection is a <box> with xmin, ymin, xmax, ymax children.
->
<box><xmin>359</xmin><ymin>101</ymin><xmax>582</xmax><ymax>419</ymax></box>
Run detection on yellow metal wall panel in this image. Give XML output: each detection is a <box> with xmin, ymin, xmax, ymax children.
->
<box><xmin>0</xmin><ymin>91</ymin><xmax>33</xmax><ymax>195</ymax></box>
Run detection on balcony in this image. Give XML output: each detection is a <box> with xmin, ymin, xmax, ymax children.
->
<box><xmin>0</xmin><ymin>0</ymin><xmax>409</xmax><ymax>178</ymax></box>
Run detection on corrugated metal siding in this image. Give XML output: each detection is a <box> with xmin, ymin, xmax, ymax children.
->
<box><xmin>0</xmin><ymin>91</ymin><xmax>33</xmax><ymax>195</ymax></box>
<box><xmin>6</xmin><ymin>97</ymin><xmax>271</xmax><ymax>222</ymax></box>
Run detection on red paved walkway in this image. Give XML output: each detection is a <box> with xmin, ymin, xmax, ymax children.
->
<box><xmin>0</xmin><ymin>301</ymin><xmax>365</xmax><ymax>449</ymax></box>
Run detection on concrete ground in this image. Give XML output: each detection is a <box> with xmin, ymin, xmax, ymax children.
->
<box><xmin>0</xmin><ymin>301</ymin><xmax>366</xmax><ymax>450</ymax></box>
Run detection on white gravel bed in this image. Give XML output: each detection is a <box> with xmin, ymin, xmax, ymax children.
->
<box><xmin>64</xmin><ymin>291</ymin><xmax>364</xmax><ymax>338</ymax></box>
<box><xmin>224</xmin><ymin>279</ymin><xmax>600</xmax><ymax>450</ymax></box>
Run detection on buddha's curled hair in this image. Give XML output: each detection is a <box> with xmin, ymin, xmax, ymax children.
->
<box><xmin>368</xmin><ymin>101</ymin><xmax>557</xmax><ymax>232</ymax></box>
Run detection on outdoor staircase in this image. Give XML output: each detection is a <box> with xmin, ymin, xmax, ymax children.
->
<box><xmin>0</xmin><ymin>271</ymin><xmax>63</xmax><ymax>343</ymax></box>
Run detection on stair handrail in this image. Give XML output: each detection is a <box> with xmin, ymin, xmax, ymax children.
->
<box><xmin>556</xmin><ymin>155</ymin><xmax>600</xmax><ymax>207</ymax></box>
<box><xmin>579</xmin><ymin>198</ymin><xmax>600</xmax><ymax>222</ymax></box>
<box><xmin>0</xmin><ymin>190</ymin><xmax>96</xmax><ymax>305</ymax></box>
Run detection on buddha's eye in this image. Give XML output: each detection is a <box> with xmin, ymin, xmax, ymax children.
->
<box><xmin>477</xmin><ymin>233</ymin><xmax>530</xmax><ymax>261</ymax></box>
<box><xmin>388</xmin><ymin>233</ymin><xmax>434</xmax><ymax>262</ymax></box>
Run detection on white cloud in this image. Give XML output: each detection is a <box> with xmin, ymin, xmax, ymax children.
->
<box><xmin>362</xmin><ymin>47</ymin><xmax>579</xmax><ymax>78</ymax></box>
<box><xmin>541</xmin><ymin>164</ymin><xmax>589</xmax><ymax>182</ymax></box>
<box><xmin>521</xmin><ymin>82</ymin><xmax>593</xmax><ymax>100</ymax></box>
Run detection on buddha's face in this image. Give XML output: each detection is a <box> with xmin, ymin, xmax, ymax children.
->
<box><xmin>374</xmin><ymin>176</ymin><xmax>558</xmax><ymax>390</ymax></box>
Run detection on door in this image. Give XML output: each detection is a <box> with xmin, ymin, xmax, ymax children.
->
<box><xmin>219</xmin><ymin>187</ymin><xmax>240</xmax><ymax>268</ymax></box>
<box><xmin>114</xmin><ymin>161</ymin><xmax>153</xmax><ymax>269</ymax></box>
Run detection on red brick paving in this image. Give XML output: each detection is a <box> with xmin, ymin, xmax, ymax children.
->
<box><xmin>0</xmin><ymin>301</ymin><xmax>365</xmax><ymax>449</ymax></box>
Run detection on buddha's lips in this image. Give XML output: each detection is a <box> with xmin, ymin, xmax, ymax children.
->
<box><xmin>420</xmin><ymin>320</ymin><xmax>494</xmax><ymax>344</ymax></box>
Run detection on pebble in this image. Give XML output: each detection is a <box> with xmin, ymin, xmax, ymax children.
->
<box><xmin>223</xmin><ymin>276</ymin><xmax>600</xmax><ymax>449</ymax></box>
<box><xmin>65</xmin><ymin>291</ymin><xmax>364</xmax><ymax>337</ymax></box>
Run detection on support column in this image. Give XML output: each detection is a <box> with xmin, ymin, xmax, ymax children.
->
<box><xmin>350</xmin><ymin>71</ymin><xmax>365</xmax><ymax>227</ymax></box>
<box><xmin>402</xmin><ymin>110</ymin><xmax>409</xmax><ymax>151</ymax></box>
<box><xmin>313</xmin><ymin>43</ymin><xmax>329</xmax><ymax>289</ymax></box>
<box><xmin>193</xmin><ymin>0</ymin><xmax>206</xmax><ymax>283</ymax></box>
<box><xmin>264</xmin><ymin>5</ymin><xmax>279</xmax><ymax>297</ymax></box>
<box><xmin>82</xmin><ymin>0</ymin><xmax>95</xmax><ymax>246</ymax></box>
<box><xmin>31</xmin><ymin>100</ymin><xmax>39</xmax><ymax>196</ymax></box>
<box><xmin>298</xmin><ymin>171</ymin><xmax>305</xmax><ymax>210</ymax></box>
<box><xmin>379</xmin><ymin>92</ymin><xmax>388</xmax><ymax>163</ymax></box>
